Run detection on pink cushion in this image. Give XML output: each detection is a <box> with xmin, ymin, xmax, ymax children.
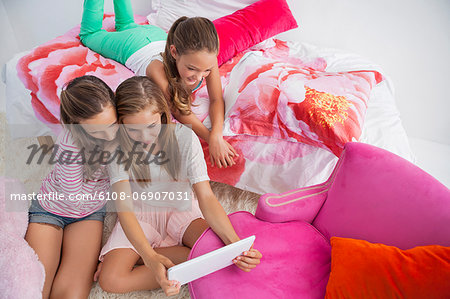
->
<box><xmin>0</xmin><ymin>231</ymin><xmax>45</xmax><ymax>298</ymax></box>
<box><xmin>0</xmin><ymin>177</ymin><xmax>45</xmax><ymax>298</ymax></box>
<box><xmin>313</xmin><ymin>142</ymin><xmax>450</xmax><ymax>249</ymax></box>
<box><xmin>224</xmin><ymin>49</ymin><xmax>383</xmax><ymax>156</ymax></box>
<box><xmin>213</xmin><ymin>0</ymin><xmax>298</xmax><ymax>66</ymax></box>
<box><xmin>0</xmin><ymin>177</ymin><xmax>29</xmax><ymax>237</ymax></box>
<box><xmin>188</xmin><ymin>211</ymin><xmax>331</xmax><ymax>299</ymax></box>
<box><xmin>256</xmin><ymin>181</ymin><xmax>329</xmax><ymax>223</ymax></box>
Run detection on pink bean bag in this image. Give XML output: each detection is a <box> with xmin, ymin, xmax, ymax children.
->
<box><xmin>188</xmin><ymin>142</ymin><xmax>450</xmax><ymax>298</ymax></box>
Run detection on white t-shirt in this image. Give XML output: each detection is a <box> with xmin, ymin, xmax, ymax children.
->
<box><xmin>125</xmin><ymin>40</ymin><xmax>166</xmax><ymax>76</ymax></box>
<box><xmin>108</xmin><ymin>124</ymin><xmax>210</xmax><ymax>212</ymax></box>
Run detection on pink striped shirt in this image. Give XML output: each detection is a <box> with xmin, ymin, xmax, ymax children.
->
<box><xmin>38</xmin><ymin>130</ymin><xmax>109</xmax><ymax>218</ymax></box>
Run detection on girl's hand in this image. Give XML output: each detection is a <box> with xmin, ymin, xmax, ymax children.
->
<box><xmin>208</xmin><ymin>133</ymin><xmax>238</xmax><ymax>168</ymax></box>
<box><xmin>233</xmin><ymin>248</ymin><xmax>262</xmax><ymax>272</ymax></box>
<box><xmin>93</xmin><ymin>261</ymin><xmax>103</xmax><ymax>282</ymax></box>
<box><xmin>146</xmin><ymin>254</ymin><xmax>181</xmax><ymax>296</ymax></box>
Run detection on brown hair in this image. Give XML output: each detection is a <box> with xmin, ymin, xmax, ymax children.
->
<box><xmin>162</xmin><ymin>16</ymin><xmax>219</xmax><ymax>115</ymax></box>
<box><xmin>115</xmin><ymin>76</ymin><xmax>180</xmax><ymax>187</ymax></box>
<box><xmin>60</xmin><ymin>75</ymin><xmax>115</xmax><ymax>178</ymax></box>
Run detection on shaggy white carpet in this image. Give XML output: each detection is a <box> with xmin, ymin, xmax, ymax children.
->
<box><xmin>0</xmin><ymin>112</ymin><xmax>261</xmax><ymax>298</ymax></box>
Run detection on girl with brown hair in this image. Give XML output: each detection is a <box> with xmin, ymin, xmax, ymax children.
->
<box><xmin>80</xmin><ymin>0</ymin><xmax>238</xmax><ymax>169</ymax></box>
<box><xmin>25</xmin><ymin>75</ymin><xmax>119</xmax><ymax>298</ymax></box>
<box><xmin>95</xmin><ymin>76</ymin><xmax>261</xmax><ymax>296</ymax></box>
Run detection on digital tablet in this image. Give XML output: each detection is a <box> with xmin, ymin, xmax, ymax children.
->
<box><xmin>167</xmin><ymin>235</ymin><xmax>255</xmax><ymax>285</ymax></box>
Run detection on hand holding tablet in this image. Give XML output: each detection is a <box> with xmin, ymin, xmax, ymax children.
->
<box><xmin>167</xmin><ymin>235</ymin><xmax>256</xmax><ymax>285</ymax></box>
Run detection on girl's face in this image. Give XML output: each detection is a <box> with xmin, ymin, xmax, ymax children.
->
<box><xmin>122</xmin><ymin>108</ymin><xmax>162</xmax><ymax>145</ymax></box>
<box><xmin>80</xmin><ymin>105</ymin><xmax>118</xmax><ymax>141</ymax></box>
<box><xmin>171</xmin><ymin>46</ymin><xmax>217</xmax><ymax>89</ymax></box>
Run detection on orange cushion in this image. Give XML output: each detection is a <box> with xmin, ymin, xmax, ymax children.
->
<box><xmin>325</xmin><ymin>237</ymin><xmax>450</xmax><ymax>299</ymax></box>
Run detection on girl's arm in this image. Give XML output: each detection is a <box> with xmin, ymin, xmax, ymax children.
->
<box><xmin>113</xmin><ymin>181</ymin><xmax>157</xmax><ymax>263</ymax></box>
<box><xmin>147</xmin><ymin>60</ymin><xmax>238</xmax><ymax>168</ymax></box>
<box><xmin>192</xmin><ymin>181</ymin><xmax>240</xmax><ymax>245</ymax></box>
<box><xmin>193</xmin><ymin>180</ymin><xmax>262</xmax><ymax>271</ymax></box>
<box><xmin>204</xmin><ymin>65</ymin><xmax>225</xmax><ymax>138</ymax></box>
<box><xmin>203</xmin><ymin>65</ymin><xmax>238</xmax><ymax>168</ymax></box>
<box><xmin>112</xmin><ymin>180</ymin><xmax>180</xmax><ymax>295</ymax></box>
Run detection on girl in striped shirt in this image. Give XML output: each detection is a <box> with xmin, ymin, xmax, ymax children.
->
<box><xmin>25</xmin><ymin>75</ymin><xmax>118</xmax><ymax>298</ymax></box>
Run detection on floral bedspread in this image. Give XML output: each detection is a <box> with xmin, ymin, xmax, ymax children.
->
<box><xmin>14</xmin><ymin>15</ymin><xmax>386</xmax><ymax>194</ymax></box>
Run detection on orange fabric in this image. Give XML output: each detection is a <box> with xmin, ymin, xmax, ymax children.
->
<box><xmin>325</xmin><ymin>237</ymin><xmax>450</xmax><ymax>299</ymax></box>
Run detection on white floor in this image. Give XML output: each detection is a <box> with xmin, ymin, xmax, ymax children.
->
<box><xmin>409</xmin><ymin>137</ymin><xmax>450</xmax><ymax>188</ymax></box>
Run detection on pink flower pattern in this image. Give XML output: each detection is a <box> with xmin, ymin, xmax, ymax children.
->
<box><xmin>224</xmin><ymin>39</ymin><xmax>383</xmax><ymax>156</ymax></box>
<box><xmin>15</xmin><ymin>15</ymin><xmax>383</xmax><ymax>192</ymax></box>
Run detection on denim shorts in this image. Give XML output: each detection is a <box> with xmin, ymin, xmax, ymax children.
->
<box><xmin>28</xmin><ymin>199</ymin><xmax>106</xmax><ymax>229</ymax></box>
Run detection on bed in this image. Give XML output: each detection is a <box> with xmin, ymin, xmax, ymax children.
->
<box><xmin>2</xmin><ymin>0</ymin><xmax>413</xmax><ymax>196</ymax></box>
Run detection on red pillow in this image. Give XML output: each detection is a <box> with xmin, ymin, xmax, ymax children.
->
<box><xmin>325</xmin><ymin>237</ymin><xmax>450</xmax><ymax>299</ymax></box>
<box><xmin>213</xmin><ymin>0</ymin><xmax>298</xmax><ymax>66</ymax></box>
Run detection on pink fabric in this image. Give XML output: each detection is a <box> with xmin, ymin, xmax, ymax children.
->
<box><xmin>38</xmin><ymin>130</ymin><xmax>109</xmax><ymax>218</ymax></box>
<box><xmin>0</xmin><ymin>177</ymin><xmax>29</xmax><ymax>237</ymax></box>
<box><xmin>188</xmin><ymin>143</ymin><xmax>450</xmax><ymax>297</ymax></box>
<box><xmin>255</xmin><ymin>181</ymin><xmax>329</xmax><ymax>223</ymax></box>
<box><xmin>100</xmin><ymin>200</ymin><xmax>203</xmax><ymax>261</ymax></box>
<box><xmin>224</xmin><ymin>42</ymin><xmax>383</xmax><ymax>156</ymax></box>
<box><xmin>0</xmin><ymin>233</ymin><xmax>45</xmax><ymax>298</ymax></box>
<box><xmin>313</xmin><ymin>142</ymin><xmax>450</xmax><ymax>250</ymax></box>
<box><xmin>213</xmin><ymin>0</ymin><xmax>298</xmax><ymax>66</ymax></box>
<box><xmin>16</xmin><ymin>13</ymin><xmax>146</xmax><ymax>127</ymax></box>
<box><xmin>0</xmin><ymin>177</ymin><xmax>45</xmax><ymax>298</ymax></box>
<box><xmin>188</xmin><ymin>212</ymin><xmax>331</xmax><ymax>299</ymax></box>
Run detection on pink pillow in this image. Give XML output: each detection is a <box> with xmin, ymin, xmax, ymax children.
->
<box><xmin>0</xmin><ymin>177</ymin><xmax>45</xmax><ymax>298</ymax></box>
<box><xmin>224</xmin><ymin>42</ymin><xmax>383</xmax><ymax>156</ymax></box>
<box><xmin>213</xmin><ymin>0</ymin><xmax>298</xmax><ymax>66</ymax></box>
<box><xmin>0</xmin><ymin>232</ymin><xmax>45</xmax><ymax>298</ymax></box>
<box><xmin>188</xmin><ymin>211</ymin><xmax>331</xmax><ymax>298</ymax></box>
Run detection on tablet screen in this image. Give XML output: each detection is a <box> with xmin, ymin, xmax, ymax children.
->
<box><xmin>167</xmin><ymin>235</ymin><xmax>255</xmax><ymax>285</ymax></box>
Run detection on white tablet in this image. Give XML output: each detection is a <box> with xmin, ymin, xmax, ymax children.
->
<box><xmin>167</xmin><ymin>235</ymin><xmax>255</xmax><ymax>285</ymax></box>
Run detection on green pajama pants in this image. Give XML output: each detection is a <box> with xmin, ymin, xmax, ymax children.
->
<box><xmin>79</xmin><ymin>0</ymin><xmax>167</xmax><ymax>65</ymax></box>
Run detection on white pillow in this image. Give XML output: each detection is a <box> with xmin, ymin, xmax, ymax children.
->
<box><xmin>147</xmin><ymin>0</ymin><xmax>258</xmax><ymax>32</ymax></box>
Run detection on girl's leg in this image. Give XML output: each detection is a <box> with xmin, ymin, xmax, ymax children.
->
<box><xmin>25</xmin><ymin>223</ymin><xmax>63</xmax><ymax>299</ymax></box>
<box><xmin>182</xmin><ymin>218</ymin><xmax>209</xmax><ymax>249</ymax></box>
<box><xmin>50</xmin><ymin>220</ymin><xmax>103</xmax><ymax>298</ymax></box>
<box><xmin>79</xmin><ymin>0</ymin><xmax>132</xmax><ymax>64</ymax></box>
<box><xmin>113</xmin><ymin>0</ymin><xmax>138</xmax><ymax>31</ymax></box>
<box><xmin>79</xmin><ymin>0</ymin><xmax>105</xmax><ymax>39</ymax></box>
<box><xmin>79</xmin><ymin>0</ymin><xmax>165</xmax><ymax>64</ymax></box>
<box><xmin>99</xmin><ymin>246</ymin><xmax>190</xmax><ymax>293</ymax></box>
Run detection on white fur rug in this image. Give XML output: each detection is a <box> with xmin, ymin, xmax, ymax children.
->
<box><xmin>0</xmin><ymin>112</ymin><xmax>260</xmax><ymax>298</ymax></box>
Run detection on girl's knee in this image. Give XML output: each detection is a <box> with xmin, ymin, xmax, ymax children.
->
<box><xmin>51</xmin><ymin>266</ymin><xmax>95</xmax><ymax>298</ymax></box>
<box><xmin>50</xmin><ymin>279</ymin><xmax>91</xmax><ymax>299</ymax></box>
<box><xmin>98</xmin><ymin>268</ymin><xmax>127</xmax><ymax>294</ymax></box>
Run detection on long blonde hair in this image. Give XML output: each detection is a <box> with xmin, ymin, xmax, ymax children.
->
<box><xmin>162</xmin><ymin>16</ymin><xmax>219</xmax><ymax>115</ymax></box>
<box><xmin>115</xmin><ymin>76</ymin><xmax>180</xmax><ymax>187</ymax></box>
<box><xmin>59</xmin><ymin>75</ymin><xmax>115</xmax><ymax>179</ymax></box>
